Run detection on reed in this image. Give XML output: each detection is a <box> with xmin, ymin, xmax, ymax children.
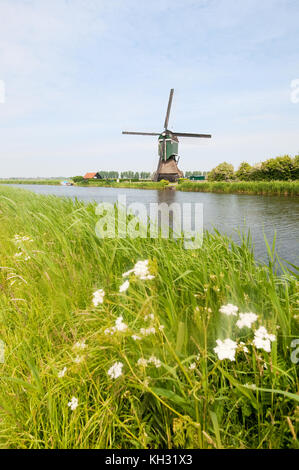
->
<box><xmin>178</xmin><ymin>180</ymin><xmax>299</xmax><ymax>196</ymax></box>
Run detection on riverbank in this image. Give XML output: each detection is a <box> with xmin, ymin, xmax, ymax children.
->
<box><xmin>0</xmin><ymin>179</ymin><xmax>64</xmax><ymax>185</ymax></box>
<box><xmin>0</xmin><ymin>186</ymin><xmax>298</xmax><ymax>449</ymax></box>
<box><xmin>177</xmin><ymin>180</ymin><xmax>299</xmax><ymax>196</ymax></box>
<box><xmin>1</xmin><ymin>179</ymin><xmax>299</xmax><ymax>196</ymax></box>
<box><xmin>76</xmin><ymin>180</ymin><xmax>168</xmax><ymax>190</ymax></box>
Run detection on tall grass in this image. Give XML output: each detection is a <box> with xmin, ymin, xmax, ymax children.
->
<box><xmin>0</xmin><ymin>179</ymin><xmax>64</xmax><ymax>185</ymax></box>
<box><xmin>0</xmin><ymin>186</ymin><xmax>298</xmax><ymax>449</ymax></box>
<box><xmin>178</xmin><ymin>181</ymin><xmax>299</xmax><ymax>196</ymax></box>
<box><xmin>76</xmin><ymin>180</ymin><xmax>168</xmax><ymax>190</ymax></box>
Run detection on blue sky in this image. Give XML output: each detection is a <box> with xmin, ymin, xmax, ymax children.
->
<box><xmin>0</xmin><ymin>0</ymin><xmax>299</xmax><ymax>177</ymax></box>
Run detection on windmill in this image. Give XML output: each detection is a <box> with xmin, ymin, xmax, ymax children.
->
<box><xmin>122</xmin><ymin>89</ymin><xmax>212</xmax><ymax>182</ymax></box>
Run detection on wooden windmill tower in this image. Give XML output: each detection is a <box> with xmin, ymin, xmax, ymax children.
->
<box><xmin>122</xmin><ymin>89</ymin><xmax>212</xmax><ymax>182</ymax></box>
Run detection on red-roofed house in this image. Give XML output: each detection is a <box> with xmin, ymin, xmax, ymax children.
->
<box><xmin>83</xmin><ymin>172</ymin><xmax>102</xmax><ymax>180</ymax></box>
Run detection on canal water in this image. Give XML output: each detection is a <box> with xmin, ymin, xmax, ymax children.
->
<box><xmin>7</xmin><ymin>184</ymin><xmax>299</xmax><ymax>268</ymax></box>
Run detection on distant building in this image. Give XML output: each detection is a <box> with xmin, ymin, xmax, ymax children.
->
<box><xmin>189</xmin><ymin>175</ymin><xmax>206</xmax><ymax>181</ymax></box>
<box><xmin>83</xmin><ymin>172</ymin><xmax>102</xmax><ymax>180</ymax></box>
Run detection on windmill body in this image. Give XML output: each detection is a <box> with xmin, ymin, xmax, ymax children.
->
<box><xmin>122</xmin><ymin>89</ymin><xmax>211</xmax><ymax>182</ymax></box>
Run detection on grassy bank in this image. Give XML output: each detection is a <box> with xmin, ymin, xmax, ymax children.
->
<box><xmin>178</xmin><ymin>180</ymin><xmax>299</xmax><ymax>196</ymax></box>
<box><xmin>0</xmin><ymin>179</ymin><xmax>64</xmax><ymax>185</ymax></box>
<box><xmin>0</xmin><ymin>186</ymin><xmax>298</xmax><ymax>449</ymax></box>
<box><xmin>76</xmin><ymin>180</ymin><xmax>168</xmax><ymax>190</ymax></box>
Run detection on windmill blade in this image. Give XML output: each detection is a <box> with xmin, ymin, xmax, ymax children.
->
<box><xmin>164</xmin><ymin>88</ymin><xmax>174</xmax><ymax>130</ymax></box>
<box><xmin>122</xmin><ymin>131</ymin><xmax>160</xmax><ymax>136</ymax></box>
<box><xmin>173</xmin><ymin>132</ymin><xmax>212</xmax><ymax>138</ymax></box>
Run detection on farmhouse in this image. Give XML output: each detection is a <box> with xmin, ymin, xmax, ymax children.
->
<box><xmin>83</xmin><ymin>172</ymin><xmax>102</xmax><ymax>180</ymax></box>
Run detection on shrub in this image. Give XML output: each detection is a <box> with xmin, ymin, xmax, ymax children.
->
<box><xmin>208</xmin><ymin>162</ymin><xmax>235</xmax><ymax>181</ymax></box>
<box><xmin>235</xmin><ymin>162</ymin><xmax>253</xmax><ymax>181</ymax></box>
<box><xmin>72</xmin><ymin>176</ymin><xmax>85</xmax><ymax>183</ymax></box>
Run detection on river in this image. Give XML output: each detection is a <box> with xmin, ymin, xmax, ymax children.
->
<box><xmin>6</xmin><ymin>184</ymin><xmax>299</xmax><ymax>268</ymax></box>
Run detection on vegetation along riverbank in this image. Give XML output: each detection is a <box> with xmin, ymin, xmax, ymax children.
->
<box><xmin>0</xmin><ymin>186</ymin><xmax>298</xmax><ymax>449</ymax></box>
<box><xmin>177</xmin><ymin>180</ymin><xmax>299</xmax><ymax>196</ymax></box>
<box><xmin>1</xmin><ymin>179</ymin><xmax>299</xmax><ymax>196</ymax></box>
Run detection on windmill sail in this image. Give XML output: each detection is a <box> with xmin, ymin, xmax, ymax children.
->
<box><xmin>164</xmin><ymin>88</ymin><xmax>174</xmax><ymax>130</ymax></box>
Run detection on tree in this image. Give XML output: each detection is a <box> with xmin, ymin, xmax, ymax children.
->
<box><xmin>235</xmin><ymin>162</ymin><xmax>253</xmax><ymax>181</ymax></box>
<box><xmin>292</xmin><ymin>155</ymin><xmax>299</xmax><ymax>180</ymax></box>
<box><xmin>208</xmin><ymin>162</ymin><xmax>234</xmax><ymax>181</ymax></box>
<box><xmin>72</xmin><ymin>176</ymin><xmax>84</xmax><ymax>183</ymax></box>
<box><xmin>261</xmin><ymin>155</ymin><xmax>293</xmax><ymax>181</ymax></box>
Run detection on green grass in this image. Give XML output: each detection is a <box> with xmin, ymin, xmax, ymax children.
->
<box><xmin>0</xmin><ymin>179</ymin><xmax>64</xmax><ymax>185</ymax></box>
<box><xmin>0</xmin><ymin>186</ymin><xmax>298</xmax><ymax>449</ymax></box>
<box><xmin>76</xmin><ymin>180</ymin><xmax>168</xmax><ymax>190</ymax></box>
<box><xmin>178</xmin><ymin>180</ymin><xmax>299</xmax><ymax>196</ymax></box>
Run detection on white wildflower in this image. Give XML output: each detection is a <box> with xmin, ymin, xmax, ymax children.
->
<box><xmin>68</xmin><ymin>397</ymin><xmax>78</xmax><ymax>411</ymax></box>
<box><xmin>104</xmin><ymin>327</ymin><xmax>116</xmax><ymax>335</ymax></box>
<box><xmin>122</xmin><ymin>260</ymin><xmax>155</xmax><ymax>280</ymax></box>
<box><xmin>236</xmin><ymin>312</ymin><xmax>258</xmax><ymax>329</ymax></box>
<box><xmin>73</xmin><ymin>340</ymin><xmax>86</xmax><ymax>350</ymax></box>
<box><xmin>159</xmin><ymin>325</ymin><xmax>165</xmax><ymax>331</ymax></box>
<box><xmin>92</xmin><ymin>289</ymin><xmax>105</xmax><ymax>306</ymax></box>
<box><xmin>144</xmin><ymin>313</ymin><xmax>155</xmax><ymax>321</ymax></box>
<box><xmin>253</xmin><ymin>326</ymin><xmax>276</xmax><ymax>353</ymax></box>
<box><xmin>148</xmin><ymin>355</ymin><xmax>161</xmax><ymax>368</ymax></box>
<box><xmin>240</xmin><ymin>342</ymin><xmax>249</xmax><ymax>353</ymax></box>
<box><xmin>219</xmin><ymin>304</ymin><xmax>238</xmax><ymax>317</ymax></box>
<box><xmin>140</xmin><ymin>326</ymin><xmax>156</xmax><ymax>336</ymax></box>
<box><xmin>137</xmin><ymin>358</ymin><xmax>148</xmax><ymax>367</ymax></box>
<box><xmin>108</xmin><ymin>361</ymin><xmax>123</xmax><ymax>379</ymax></box>
<box><xmin>13</xmin><ymin>234</ymin><xmax>33</xmax><ymax>243</ymax></box>
<box><xmin>119</xmin><ymin>280</ymin><xmax>130</xmax><ymax>293</ymax></box>
<box><xmin>74</xmin><ymin>355</ymin><xmax>83</xmax><ymax>364</ymax></box>
<box><xmin>58</xmin><ymin>367</ymin><xmax>67</xmax><ymax>378</ymax></box>
<box><xmin>189</xmin><ymin>363</ymin><xmax>196</xmax><ymax>370</ymax></box>
<box><xmin>132</xmin><ymin>334</ymin><xmax>142</xmax><ymax>341</ymax></box>
<box><xmin>214</xmin><ymin>338</ymin><xmax>238</xmax><ymax>361</ymax></box>
<box><xmin>115</xmin><ymin>315</ymin><xmax>127</xmax><ymax>332</ymax></box>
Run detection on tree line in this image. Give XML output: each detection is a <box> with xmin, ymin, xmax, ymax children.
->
<box><xmin>72</xmin><ymin>171</ymin><xmax>152</xmax><ymax>181</ymax></box>
<box><xmin>208</xmin><ymin>155</ymin><xmax>299</xmax><ymax>182</ymax></box>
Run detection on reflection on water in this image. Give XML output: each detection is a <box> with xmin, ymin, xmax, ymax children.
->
<box><xmin>6</xmin><ymin>184</ymin><xmax>299</xmax><ymax>267</ymax></box>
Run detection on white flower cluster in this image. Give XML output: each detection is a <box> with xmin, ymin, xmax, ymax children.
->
<box><xmin>236</xmin><ymin>313</ymin><xmax>258</xmax><ymax>329</ymax></box>
<box><xmin>214</xmin><ymin>339</ymin><xmax>238</xmax><ymax>361</ymax></box>
<box><xmin>104</xmin><ymin>315</ymin><xmax>128</xmax><ymax>335</ymax></box>
<box><xmin>131</xmin><ymin>334</ymin><xmax>142</xmax><ymax>341</ymax></box>
<box><xmin>140</xmin><ymin>326</ymin><xmax>156</xmax><ymax>337</ymax></box>
<box><xmin>68</xmin><ymin>396</ymin><xmax>78</xmax><ymax>411</ymax></box>
<box><xmin>74</xmin><ymin>355</ymin><xmax>83</xmax><ymax>364</ymax></box>
<box><xmin>137</xmin><ymin>355</ymin><xmax>161</xmax><ymax>368</ymax></box>
<box><xmin>92</xmin><ymin>289</ymin><xmax>105</xmax><ymax>306</ymax></box>
<box><xmin>253</xmin><ymin>327</ymin><xmax>276</xmax><ymax>353</ymax></box>
<box><xmin>123</xmin><ymin>260</ymin><xmax>155</xmax><ymax>281</ymax></box>
<box><xmin>108</xmin><ymin>361</ymin><xmax>124</xmax><ymax>379</ymax></box>
<box><xmin>13</xmin><ymin>234</ymin><xmax>34</xmax><ymax>243</ymax></box>
<box><xmin>219</xmin><ymin>304</ymin><xmax>239</xmax><ymax>317</ymax></box>
<box><xmin>14</xmin><ymin>251</ymin><xmax>31</xmax><ymax>261</ymax></box>
<box><xmin>144</xmin><ymin>313</ymin><xmax>155</xmax><ymax>321</ymax></box>
<box><xmin>73</xmin><ymin>340</ymin><xmax>87</xmax><ymax>350</ymax></box>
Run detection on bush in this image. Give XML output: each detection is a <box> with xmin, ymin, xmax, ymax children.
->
<box><xmin>72</xmin><ymin>176</ymin><xmax>85</xmax><ymax>183</ymax></box>
<box><xmin>235</xmin><ymin>162</ymin><xmax>253</xmax><ymax>181</ymax></box>
<box><xmin>260</xmin><ymin>155</ymin><xmax>294</xmax><ymax>181</ymax></box>
<box><xmin>208</xmin><ymin>162</ymin><xmax>235</xmax><ymax>181</ymax></box>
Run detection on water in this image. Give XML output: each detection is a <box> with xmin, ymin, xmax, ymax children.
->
<box><xmin>7</xmin><ymin>184</ymin><xmax>299</xmax><ymax>268</ymax></box>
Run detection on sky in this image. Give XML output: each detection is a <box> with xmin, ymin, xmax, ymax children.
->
<box><xmin>0</xmin><ymin>0</ymin><xmax>299</xmax><ymax>177</ymax></box>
